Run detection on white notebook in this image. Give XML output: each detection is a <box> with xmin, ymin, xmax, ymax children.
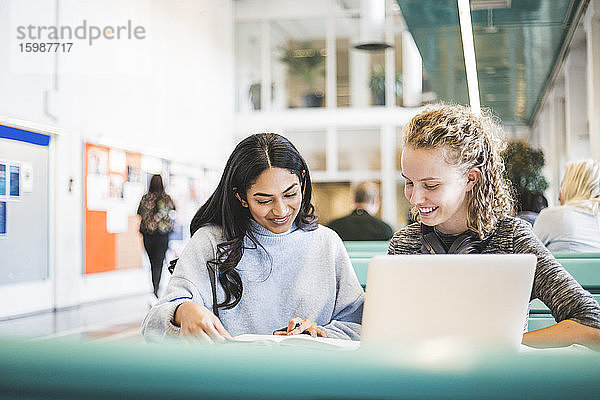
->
<box><xmin>231</xmin><ymin>334</ymin><xmax>360</xmax><ymax>351</ymax></box>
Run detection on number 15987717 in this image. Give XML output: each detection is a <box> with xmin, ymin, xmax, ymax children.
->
<box><xmin>19</xmin><ymin>42</ymin><xmax>73</xmax><ymax>52</ymax></box>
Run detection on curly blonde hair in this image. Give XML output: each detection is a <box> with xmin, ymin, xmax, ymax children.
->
<box><xmin>402</xmin><ymin>103</ymin><xmax>514</xmax><ymax>238</ymax></box>
<box><xmin>560</xmin><ymin>159</ymin><xmax>600</xmax><ymax>215</ymax></box>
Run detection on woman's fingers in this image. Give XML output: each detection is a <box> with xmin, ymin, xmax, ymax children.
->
<box><xmin>204</xmin><ymin>322</ymin><xmax>226</xmax><ymax>342</ymax></box>
<box><xmin>178</xmin><ymin>302</ymin><xmax>231</xmax><ymax>341</ymax></box>
<box><xmin>287</xmin><ymin>318</ymin><xmax>319</xmax><ymax>336</ymax></box>
<box><xmin>285</xmin><ymin>317</ymin><xmax>328</xmax><ymax>337</ymax></box>
<box><xmin>213</xmin><ymin>318</ymin><xmax>234</xmax><ymax>339</ymax></box>
<box><xmin>182</xmin><ymin>328</ymin><xmax>213</xmax><ymax>344</ymax></box>
<box><xmin>287</xmin><ymin>317</ymin><xmax>303</xmax><ymax>333</ymax></box>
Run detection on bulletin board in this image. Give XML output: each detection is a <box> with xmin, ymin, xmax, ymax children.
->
<box><xmin>84</xmin><ymin>143</ymin><xmax>146</xmax><ymax>274</ymax></box>
<box><xmin>84</xmin><ymin>143</ymin><xmax>220</xmax><ymax>275</ymax></box>
<box><xmin>0</xmin><ymin>125</ymin><xmax>50</xmax><ymax>285</ymax></box>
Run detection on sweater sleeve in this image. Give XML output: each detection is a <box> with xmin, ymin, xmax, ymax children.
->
<box><xmin>512</xmin><ymin>218</ymin><xmax>600</xmax><ymax>329</ymax></box>
<box><xmin>140</xmin><ymin>227</ymin><xmax>220</xmax><ymax>342</ymax></box>
<box><xmin>388</xmin><ymin>223</ymin><xmax>422</xmax><ymax>255</ymax></box>
<box><xmin>320</xmin><ymin>235</ymin><xmax>365</xmax><ymax>340</ymax></box>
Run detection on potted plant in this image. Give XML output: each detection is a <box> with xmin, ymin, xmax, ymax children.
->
<box><xmin>279</xmin><ymin>43</ymin><xmax>325</xmax><ymax>107</ymax></box>
<box><xmin>369</xmin><ymin>64</ymin><xmax>402</xmax><ymax>106</ymax></box>
<box><xmin>502</xmin><ymin>140</ymin><xmax>549</xmax><ymax>212</ymax></box>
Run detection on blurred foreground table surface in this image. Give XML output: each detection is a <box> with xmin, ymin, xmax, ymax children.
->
<box><xmin>0</xmin><ymin>337</ymin><xmax>599</xmax><ymax>399</ymax></box>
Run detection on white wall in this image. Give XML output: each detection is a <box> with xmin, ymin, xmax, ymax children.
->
<box><xmin>0</xmin><ymin>0</ymin><xmax>234</xmax><ymax>314</ymax></box>
<box><xmin>530</xmin><ymin>7</ymin><xmax>600</xmax><ymax>206</ymax></box>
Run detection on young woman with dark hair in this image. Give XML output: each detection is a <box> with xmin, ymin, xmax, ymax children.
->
<box><xmin>142</xmin><ymin>133</ymin><xmax>364</xmax><ymax>342</ymax></box>
<box><xmin>137</xmin><ymin>174</ymin><xmax>176</xmax><ymax>298</ymax></box>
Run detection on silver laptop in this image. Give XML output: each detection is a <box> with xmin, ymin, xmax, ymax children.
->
<box><xmin>361</xmin><ymin>254</ymin><xmax>536</xmax><ymax>350</ymax></box>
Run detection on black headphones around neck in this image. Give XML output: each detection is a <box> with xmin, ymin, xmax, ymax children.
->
<box><xmin>420</xmin><ymin>224</ymin><xmax>490</xmax><ymax>254</ymax></box>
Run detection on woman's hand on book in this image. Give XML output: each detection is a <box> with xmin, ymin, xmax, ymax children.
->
<box><xmin>175</xmin><ymin>302</ymin><xmax>233</xmax><ymax>342</ymax></box>
<box><xmin>273</xmin><ymin>317</ymin><xmax>328</xmax><ymax>338</ymax></box>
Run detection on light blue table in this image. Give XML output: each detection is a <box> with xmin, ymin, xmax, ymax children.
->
<box><xmin>1</xmin><ymin>338</ymin><xmax>599</xmax><ymax>399</ymax></box>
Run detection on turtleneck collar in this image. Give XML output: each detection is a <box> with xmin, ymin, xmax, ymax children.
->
<box><xmin>248</xmin><ymin>218</ymin><xmax>298</xmax><ymax>237</ymax></box>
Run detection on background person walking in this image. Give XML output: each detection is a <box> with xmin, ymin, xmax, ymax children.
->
<box><xmin>137</xmin><ymin>174</ymin><xmax>176</xmax><ymax>298</ymax></box>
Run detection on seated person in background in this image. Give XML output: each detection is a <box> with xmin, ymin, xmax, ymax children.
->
<box><xmin>141</xmin><ymin>133</ymin><xmax>364</xmax><ymax>342</ymax></box>
<box><xmin>534</xmin><ymin>159</ymin><xmax>600</xmax><ymax>253</ymax></box>
<box><xmin>388</xmin><ymin>104</ymin><xmax>600</xmax><ymax>349</ymax></box>
<box><xmin>328</xmin><ymin>181</ymin><xmax>394</xmax><ymax>241</ymax></box>
<box><xmin>515</xmin><ymin>189</ymin><xmax>548</xmax><ymax>226</ymax></box>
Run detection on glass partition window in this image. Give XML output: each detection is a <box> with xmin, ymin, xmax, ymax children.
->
<box><xmin>312</xmin><ymin>182</ymin><xmax>353</xmax><ymax>224</ymax></box>
<box><xmin>338</xmin><ymin>128</ymin><xmax>380</xmax><ymax>171</ymax></box>
<box><xmin>270</xmin><ymin>19</ymin><xmax>328</xmax><ymax>109</ymax></box>
<box><xmin>282</xmin><ymin>129</ymin><xmax>327</xmax><ymax>171</ymax></box>
<box><xmin>335</xmin><ymin>14</ymin><xmax>393</xmax><ymax>108</ymax></box>
<box><xmin>234</xmin><ymin>1</ymin><xmax>425</xmax><ymax>111</ymax></box>
<box><xmin>236</xmin><ymin>22</ymin><xmax>263</xmax><ymax>111</ymax></box>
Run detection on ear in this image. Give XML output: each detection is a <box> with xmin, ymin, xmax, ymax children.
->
<box><xmin>466</xmin><ymin>167</ymin><xmax>481</xmax><ymax>191</ymax></box>
<box><xmin>235</xmin><ymin>192</ymin><xmax>248</xmax><ymax>208</ymax></box>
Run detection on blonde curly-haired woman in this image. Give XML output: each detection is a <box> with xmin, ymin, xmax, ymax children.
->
<box><xmin>534</xmin><ymin>159</ymin><xmax>600</xmax><ymax>252</ymax></box>
<box><xmin>388</xmin><ymin>104</ymin><xmax>600</xmax><ymax>350</ymax></box>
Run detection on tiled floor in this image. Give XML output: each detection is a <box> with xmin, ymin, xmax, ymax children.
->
<box><xmin>0</xmin><ymin>294</ymin><xmax>150</xmax><ymax>342</ymax></box>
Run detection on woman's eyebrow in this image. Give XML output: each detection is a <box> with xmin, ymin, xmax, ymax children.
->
<box><xmin>282</xmin><ymin>183</ymin><xmax>298</xmax><ymax>193</ymax></box>
<box><xmin>401</xmin><ymin>173</ymin><xmax>439</xmax><ymax>182</ymax></box>
<box><xmin>253</xmin><ymin>192</ymin><xmax>272</xmax><ymax>197</ymax></box>
<box><xmin>253</xmin><ymin>183</ymin><xmax>298</xmax><ymax>197</ymax></box>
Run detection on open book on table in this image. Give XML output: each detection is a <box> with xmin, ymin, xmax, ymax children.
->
<box><xmin>231</xmin><ymin>334</ymin><xmax>360</xmax><ymax>351</ymax></box>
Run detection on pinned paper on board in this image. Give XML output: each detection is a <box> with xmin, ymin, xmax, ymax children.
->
<box><xmin>87</xmin><ymin>174</ymin><xmax>109</xmax><ymax>211</ymax></box>
<box><xmin>109</xmin><ymin>149</ymin><xmax>127</xmax><ymax>173</ymax></box>
<box><xmin>0</xmin><ymin>163</ymin><xmax>6</xmax><ymax>197</ymax></box>
<box><xmin>21</xmin><ymin>162</ymin><xmax>33</xmax><ymax>193</ymax></box>
<box><xmin>106</xmin><ymin>201</ymin><xmax>128</xmax><ymax>233</ymax></box>
<box><xmin>109</xmin><ymin>173</ymin><xmax>124</xmax><ymax>199</ymax></box>
<box><xmin>9</xmin><ymin>164</ymin><xmax>20</xmax><ymax>197</ymax></box>
<box><xmin>87</xmin><ymin>147</ymin><xmax>108</xmax><ymax>175</ymax></box>
<box><xmin>0</xmin><ymin>201</ymin><xmax>6</xmax><ymax>236</ymax></box>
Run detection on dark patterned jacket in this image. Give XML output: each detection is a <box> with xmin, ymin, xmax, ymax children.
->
<box><xmin>137</xmin><ymin>192</ymin><xmax>176</xmax><ymax>235</ymax></box>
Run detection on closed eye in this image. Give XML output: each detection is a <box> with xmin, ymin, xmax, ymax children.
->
<box><xmin>284</xmin><ymin>191</ymin><xmax>298</xmax><ymax>198</ymax></box>
<box><xmin>424</xmin><ymin>184</ymin><xmax>439</xmax><ymax>190</ymax></box>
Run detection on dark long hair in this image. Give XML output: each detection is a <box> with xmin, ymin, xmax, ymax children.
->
<box><xmin>149</xmin><ymin>174</ymin><xmax>165</xmax><ymax>194</ymax></box>
<box><xmin>184</xmin><ymin>133</ymin><xmax>317</xmax><ymax>310</ymax></box>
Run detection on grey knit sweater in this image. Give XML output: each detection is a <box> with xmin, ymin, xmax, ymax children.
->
<box><xmin>141</xmin><ymin>221</ymin><xmax>364</xmax><ymax>341</ymax></box>
<box><xmin>388</xmin><ymin>216</ymin><xmax>600</xmax><ymax>329</ymax></box>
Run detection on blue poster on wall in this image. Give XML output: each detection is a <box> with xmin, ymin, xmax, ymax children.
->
<box><xmin>0</xmin><ymin>164</ymin><xmax>5</xmax><ymax>196</ymax></box>
<box><xmin>0</xmin><ymin>201</ymin><xmax>6</xmax><ymax>235</ymax></box>
<box><xmin>9</xmin><ymin>165</ymin><xmax>19</xmax><ymax>197</ymax></box>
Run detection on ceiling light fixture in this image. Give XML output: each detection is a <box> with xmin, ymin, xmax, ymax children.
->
<box><xmin>354</xmin><ymin>0</ymin><xmax>392</xmax><ymax>51</ymax></box>
<box><xmin>457</xmin><ymin>0</ymin><xmax>481</xmax><ymax>115</ymax></box>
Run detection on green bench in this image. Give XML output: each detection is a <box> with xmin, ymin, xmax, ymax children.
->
<box><xmin>528</xmin><ymin>253</ymin><xmax>600</xmax><ymax>330</ymax></box>
<box><xmin>344</xmin><ymin>241</ymin><xmax>389</xmax><ymax>289</ymax></box>
<box><xmin>344</xmin><ymin>241</ymin><xmax>389</xmax><ymax>257</ymax></box>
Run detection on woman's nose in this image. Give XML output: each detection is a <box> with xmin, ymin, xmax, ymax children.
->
<box><xmin>408</xmin><ymin>187</ymin><xmax>423</xmax><ymax>205</ymax></box>
<box><xmin>272</xmin><ymin>198</ymin><xmax>287</xmax><ymax>216</ymax></box>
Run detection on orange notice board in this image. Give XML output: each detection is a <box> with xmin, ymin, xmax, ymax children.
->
<box><xmin>84</xmin><ymin>143</ymin><xmax>144</xmax><ymax>274</ymax></box>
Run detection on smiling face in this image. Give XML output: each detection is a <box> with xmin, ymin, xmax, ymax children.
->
<box><xmin>401</xmin><ymin>146</ymin><xmax>479</xmax><ymax>235</ymax></box>
<box><xmin>239</xmin><ymin>167</ymin><xmax>303</xmax><ymax>234</ymax></box>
